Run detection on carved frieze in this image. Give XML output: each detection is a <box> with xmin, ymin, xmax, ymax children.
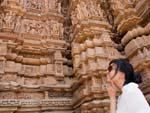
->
<box><xmin>0</xmin><ymin>0</ymin><xmax>149</xmax><ymax>112</ymax></box>
<box><xmin>1</xmin><ymin>11</ymin><xmax>16</xmax><ymax>32</ymax></box>
<box><xmin>17</xmin><ymin>92</ymin><xmax>44</xmax><ymax>100</ymax></box>
<box><xmin>48</xmin><ymin>0</ymin><xmax>61</xmax><ymax>13</ymax></box>
<box><xmin>48</xmin><ymin>92</ymin><xmax>72</xmax><ymax>99</ymax></box>
<box><xmin>22</xmin><ymin>19</ymin><xmax>47</xmax><ymax>36</ymax></box>
<box><xmin>23</xmin><ymin>0</ymin><xmax>45</xmax><ymax>13</ymax></box>
<box><xmin>0</xmin><ymin>92</ymin><xmax>17</xmax><ymax>99</ymax></box>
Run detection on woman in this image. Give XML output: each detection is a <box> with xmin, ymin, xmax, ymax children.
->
<box><xmin>107</xmin><ymin>58</ymin><xmax>150</xmax><ymax>113</ymax></box>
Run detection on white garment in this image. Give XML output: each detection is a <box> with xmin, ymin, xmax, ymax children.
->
<box><xmin>116</xmin><ymin>82</ymin><xmax>150</xmax><ymax>113</ymax></box>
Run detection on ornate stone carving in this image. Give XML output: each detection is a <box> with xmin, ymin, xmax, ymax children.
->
<box><xmin>45</xmin><ymin>20</ymin><xmax>51</xmax><ymax>37</ymax></box>
<box><xmin>86</xmin><ymin>1</ymin><xmax>103</xmax><ymax>18</ymax></box>
<box><xmin>0</xmin><ymin>61</ymin><xmax>5</xmax><ymax>74</ymax></box>
<box><xmin>14</xmin><ymin>16</ymin><xmax>22</xmax><ymax>33</ymax></box>
<box><xmin>43</xmin><ymin>76</ymin><xmax>57</xmax><ymax>85</ymax></box>
<box><xmin>2</xmin><ymin>12</ymin><xmax>16</xmax><ymax>31</ymax></box>
<box><xmin>0</xmin><ymin>13</ymin><xmax>4</xmax><ymax>30</ymax></box>
<box><xmin>48</xmin><ymin>0</ymin><xmax>57</xmax><ymax>11</ymax></box>
<box><xmin>0</xmin><ymin>0</ymin><xmax>149</xmax><ymax>113</ymax></box>
<box><xmin>0</xmin><ymin>92</ymin><xmax>17</xmax><ymax>99</ymax></box>
<box><xmin>18</xmin><ymin>93</ymin><xmax>44</xmax><ymax>100</ymax></box>
<box><xmin>22</xmin><ymin>19</ymin><xmax>46</xmax><ymax>36</ymax></box>
<box><xmin>51</xmin><ymin>20</ymin><xmax>64</xmax><ymax>38</ymax></box>
<box><xmin>48</xmin><ymin>92</ymin><xmax>72</xmax><ymax>98</ymax></box>
<box><xmin>24</xmin><ymin>0</ymin><xmax>45</xmax><ymax>12</ymax></box>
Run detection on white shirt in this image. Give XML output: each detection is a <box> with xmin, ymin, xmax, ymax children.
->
<box><xmin>116</xmin><ymin>82</ymin><xmax>150</xmax><ymax>113</ymax></box>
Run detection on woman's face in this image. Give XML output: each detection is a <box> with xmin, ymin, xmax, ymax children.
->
<box><xmin>107</xmin><ymin>63</ymin><xmax>125</xmax><ymax>90</ymax></box>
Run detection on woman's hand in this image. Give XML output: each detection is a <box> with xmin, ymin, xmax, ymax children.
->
<box><xmin>107</xmin><ymin>82</ymin><xmax>117</xmax><ymax>113</ymax></box>
<box><xmin>107</xmin><ymin>82</ymin><xmax>117</xmax><ymax>100</ymax></box>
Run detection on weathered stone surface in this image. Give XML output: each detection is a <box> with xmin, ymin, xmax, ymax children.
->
<box><xmin>0</xmin><ymin>0</ymin><xmax>149</xmax><ymax>113</ymax></box>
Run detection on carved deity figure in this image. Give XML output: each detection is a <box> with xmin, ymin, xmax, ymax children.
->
<box><xmin>25</xmin><ymin>0</ymin><xmax>44</xmax><ymax>11</ymax></box>
<box><xmin>76</xmin><ymin>6</ymin><xmax>83</xmax><ymax>20</ymax></box>
<box><xmin>80</xmin><ymin>1</ymin><xmax>89</xmax><ymax>18</ymax></box>
<box><xmin>3</xmin><ymin>12</ymin><xmax>16</xmax><ymax>28</ymax></box>
<box><xmin>48</xmin><ymin>0</ymin><xmax>57</xmax><ymax>10</ymax></box>
<box><xmin>96</xmin><ymin>4</ymin><xmax>104</xmax><ymax>18</ymax></box>
<box><xmin>55</xmin><ymin>63</ymin><xmax>62</xmax><ymax>74</ymax></box>
<box><xmin>51</xmin><ymin>20</ymin><xmax>60</xmax><ymax>36</ymax></box>
<box><xmin>36</xmin><ymin>22</ymin><xmax>44</xmax><ymax>35</ymax></box>
<box><xmin>25</xmin><ymin>0</ymin><xmax>32</xmax><ymax>9</ymax></box>
<box><xmin>0</xmin><ymin>13</ymin><xmax>4</xmax><ymax>29</ymax></box>
<box><xmin>29</xmin><ymin>22</ymin><xmax>37</xmax><ymax>34</ymax></box>
<box><xmin>36</xmin><ymin>1</ymin><xmax>43</xmax><ymax>10</ymax></box>
<box><xmin>57</xmin><ymin>2</ymin><xmax>61</xmax><ymax>13</ymax></box>
<box><xmin>14</xmin><ymin>16</ymin><xmax>22</xmax><ymax>33</ymax></box>
<box><xmin>76</xmin><ymin>1</ymin><xmax>89</xmax><ymax>20</ymax></box>
<box><xmin>45</xmin><ymin>21</ymin><xmax>51</xmax><ymax>37</ymax></box>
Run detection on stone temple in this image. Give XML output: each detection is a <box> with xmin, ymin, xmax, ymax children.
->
<box><xmin>0</xmin><ymin>0</ymin><xmax>149</xmax><ymax>113</ymax></box>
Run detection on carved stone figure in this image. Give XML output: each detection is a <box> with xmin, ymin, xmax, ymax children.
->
<box><xmin>36</xmin><ymin>22</ymin><xmax>45</xmax><ymax>35</ymax></box>
<box><xmin>80</xmin><ymin>1</ymin><xmax>89</xmax><ymax>18</ymax></box>
<box><xmin>55</xmin><ymin>62</ymin><xmax>63</xmax><ymax>74</ymax></box>
<box><xmin>14</xmin><ymin>16</ymin><xmax>22</xmax><ymax>33</ymax></box>
<box><xmin>51</xmin><ymin>20</ymin><xmax>60</xmax><ymax>36</ymax></box>
<box><xmin>76</xmin><ymin>1</ymin><xmax>89</xmax><ymax>20</ymax></box>
<box><xmin>0</xmin><ymin>13</ymin><xmax>4</xmax><ymax>29</ymax></box>
<box><xmin>48</xmin><ymin>0</ymin><xmax>57</xmax><ymax>10</ymax></box>
<box><xmin>97</xmin><ymin>4</ymin><xmax>104</xmax><ymax>17</ymax></box>
<box><xmin>3</xmin><ymin>12</ymin><xmax>16</xmax><ymax>28</ymax></box>
<box><xmin>57</xmin><ymin>2</ymin><xmax>61</xmax><ymax>13</ymax></box>
<box><xmin>77</xmin><ymin>4</ymin><xmax>84</xmax><ymax>20</ymax></box>
<box><xmin>0</xmin><ymin>0</ymin><xmax>149</xmax><ymax>113</ymax></box>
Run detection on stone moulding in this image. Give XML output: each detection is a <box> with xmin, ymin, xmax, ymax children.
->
<box><xmin>0</xmin><ymin>0</ymin><xmax>149</xmax><ymax>112</ymax></box>
<box><xmin>73</xmin><ymin>20</ymin><xmax>111</xmax><ymax>43</ymax></box>
<box><xmin>0</xmin><ymin>99</ymin><xmax>72</xmax><ymax>106</ymax></box>
<box><xmin>0</xmin><ymin>33</ymin><xmax>23</xmax><ymax>44</ymax></box>
<box><xmin>135</xmin><ymin>0</ymin><xmax>150</xmax><ymax>17</ymax></box>
<box><xmin>117</xmin><ymin>16</ymin><xmax>141</xmax><ymax>33</ymax></box>
<box><xmin>0</xmin><ymin>99</ymin><xmax>72</xmax><ymax>110</ymax></box>
<box><xmin>0</xmin><ymin>82</ymin><xmax>72</xmax><ymax>92</ymax></box>
<box><xmin>121</xmin><ymin>23</ymin><xmax>150</xmax><ymax>46</ymax></box>
<box><xmin>124</xmin><ymin>35</ymin><xmax>150</xmax><ymax>58</ymax></box>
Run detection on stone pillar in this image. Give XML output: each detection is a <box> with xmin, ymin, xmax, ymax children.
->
<box><xmin>70</xmin><ymin>0</ymin><xmax>123</xmax><ymax>112</ymax></box>
<box><xmin>0</xmin><ymin>0</ymin><xmax>72</xmax><ymax>112</ymax></box>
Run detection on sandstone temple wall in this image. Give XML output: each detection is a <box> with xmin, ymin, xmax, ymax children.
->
<box><xmin>0</xmin><ymin>0</ymin><xmax>149</xmax><ymax>113</ymax></box>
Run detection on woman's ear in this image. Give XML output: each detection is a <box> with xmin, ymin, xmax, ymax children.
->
<box><xmin>117</xmin><ymin>71</ymin><xmax>125</xmax><ymax>81</ymax></box>
<box><xmin>118</xmin><ymin>72</ymin><xmax>125</xmax><ymax>85</ymax></box>
<box><xmin>121</xmin><ymin>72</ymin><xmax>125</xmax><ymax>79</ymax></box>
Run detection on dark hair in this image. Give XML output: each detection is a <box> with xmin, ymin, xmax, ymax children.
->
<box><xmin>109</xmin><ymin>58</ymin><xmax>142</xmax><ymax>85</ymax></box>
